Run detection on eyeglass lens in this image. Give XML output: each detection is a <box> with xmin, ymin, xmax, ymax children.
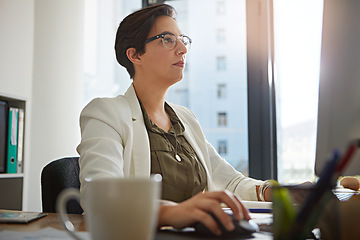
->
<box><xmin>162</xmin><ymin>34</ymin><xmax>191</xmax><ymax>50</ymax></box>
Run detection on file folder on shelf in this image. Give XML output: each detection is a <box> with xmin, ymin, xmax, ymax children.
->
<box><xmin>0</xmin><ymin>101</ymin><xmax>9</xmax><ymax>173</ymax></box>
<box><xmin>17</xmin><ymin>108</ymin><xmax>24</xmax><ymax>173</ymax></box>
<box><xmin>7</xmin><ymin>107</ymin><xmax>18</xmax><ymax>173</ymax></box>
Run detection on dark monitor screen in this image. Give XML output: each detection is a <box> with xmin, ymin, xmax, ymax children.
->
<box><xmin>315</xmin><ymin>0</ymin><xmax>360</xmax><ymax>176</ymax></box>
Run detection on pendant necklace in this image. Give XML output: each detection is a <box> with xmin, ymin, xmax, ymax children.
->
<box><xmin>162</xmin><ymin>131</ymin><xmax>182</xmax><ymax>162</ymax></box>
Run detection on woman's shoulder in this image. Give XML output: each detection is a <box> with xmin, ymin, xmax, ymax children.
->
<box><xmin>87</xmin><ymin>94</ymin><xmax>128</xmax><ymax>104</ymax></box>
<box><xmin>81</xmin><ymin>95</ymin><xmax>131</xmax><ymax>120</ymax></box>
<box><xmin>84</xmin><ymin>95</ymin><xmax>128</xmax><ymax>109</ymax></box>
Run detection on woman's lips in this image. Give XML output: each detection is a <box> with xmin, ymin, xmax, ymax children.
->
<box><xmin>173</xmin><ymin>61</ymin><xmax>185</xmax><ymax>68</ymax></box>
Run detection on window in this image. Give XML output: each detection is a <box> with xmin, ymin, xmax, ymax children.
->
<box><xmin>83</xmin><ymin>0</ymin><xmax>141</xmax><ymax>104</ymax></box>
<box><xmin>216</xmin><ymin>28</ymin><xmax>226</xmax><ymax>43</ymax></box>
<box><xmin>216</xmin><ymin>1</ymin><xmax>226</xmax><ymax>15</ymax></box>
<box><xmin>273</xmin><ymin>0</ymin><xmax>324</xmax><ymax>184</ymax></box>
<box><xmin>217</xmin><ymin>84</ymin><xmax>226</xmax><ymax>99</ymax></box>
<box><xmin>165</xmin><ymin>0</ymin><xmax>248</xmax><ymax>174</ymax></box>
<box><xmin>218</xmin><ymin>140</ymin><xmax>227</xmax><ymax>155</ymax></box>
<box><xmin>216</xmin><ymin>56</ymin><xmax>226</xmax><ymax>71</ymax></box>
<box><xmin>218</xmin><ymin>112</ymin><xmax>227</xmax><ymax>127</ymax></box>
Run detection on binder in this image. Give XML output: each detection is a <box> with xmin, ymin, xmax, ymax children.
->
<box><xmin>0</xmin><ymin>101</ymin><xmax>9</xmax><ymax>173</ymax></box>
<box><xmin>17</xmin><ymin>108</ymin><xmax>24</xmax><ymax>173</ymax></box>
<box><xmin>7</xmin><ymin>107</ymin><xmax>18</xmax><ymax>173</ymax></box>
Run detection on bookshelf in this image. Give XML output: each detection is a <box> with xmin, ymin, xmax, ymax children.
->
<box><xmin>0</xmin><ymin>94</ymin><xmax>26</xmax><ymax>210</ymax></box>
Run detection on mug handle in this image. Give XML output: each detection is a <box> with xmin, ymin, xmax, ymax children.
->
<box><xmin>56</xmin><ymin>188</ymin><xmax>83</xmax><ymax>240</ymax></box>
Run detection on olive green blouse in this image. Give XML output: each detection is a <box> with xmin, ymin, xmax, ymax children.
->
<box><xmin>139</xmin><ymin>100</ymin><xmax>207</xmax><ymax>203</ymax></box>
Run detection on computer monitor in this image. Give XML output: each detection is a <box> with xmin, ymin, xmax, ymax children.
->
<box><xmin>315</xmin><ymin>0</ymin><xmax>360</xmax><ymax>176</ymax></box>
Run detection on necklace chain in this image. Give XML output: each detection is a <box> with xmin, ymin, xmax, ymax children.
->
<box><xmin>161</xmin><ymin>131</ymin><xmax>182</xmax><ymax>162</ymax></box>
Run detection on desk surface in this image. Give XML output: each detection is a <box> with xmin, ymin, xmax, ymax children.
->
<box><xmin>0</xmin><ymin>210</ymin><xmax>273</xmax><ymax>240</ymax></box>
<box><xmin>0</xmin><ymin>211</ymin><xmax>86</xmax><ymax>232</ymax></box>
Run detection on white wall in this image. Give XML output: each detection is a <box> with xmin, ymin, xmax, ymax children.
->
<box><xmin>0</xmin><ymin>0</ymin><xmax>34</xmax><ymax>98</ymax></box>
<box><xmin>0</xmin><ymin>0</ymin><xmax>34</xmax><ymax>209</ymax></box>
<box><xmin>0</xmin><ymin>0</ymin><xmax>84</xmax><ymax>211</ymax></box>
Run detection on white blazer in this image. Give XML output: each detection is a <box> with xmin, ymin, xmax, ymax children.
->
<box><xmin>77</xmin><ymin>84</ymin><xmax>264</xmax><ymax>207</ymax></box>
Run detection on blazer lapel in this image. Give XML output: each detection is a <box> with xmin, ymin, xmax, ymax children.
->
<box><xmin>124</xmin><ymin>84</ymin><xmax>151</xmax><ymax>177</ymax></box>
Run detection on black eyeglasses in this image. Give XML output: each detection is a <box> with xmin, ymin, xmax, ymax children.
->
<box><xmin>144</xmin><ymin>32</ymin><xmax>192</xmax><ymax>51</ymax></box>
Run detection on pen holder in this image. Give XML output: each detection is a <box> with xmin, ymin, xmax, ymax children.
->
<box><xmin>271</xmin><ymin>184</ymin><xmax>296</xmax><ymax>240</ymax></box>
<box><xmin>272</xmin><ymin>183</ymin><xmax>335</xmax><ymax>240</ymax></box>
<box><xmin>317</xmin><ymin>192</ymin><xmax>360</xmax><ymax>240</ymax></box>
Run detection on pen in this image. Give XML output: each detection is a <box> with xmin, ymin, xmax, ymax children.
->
<box><xmin>336</xmin><ymin>141</ymin><xmax>358</xmax><ymax>174</ymax></box>
<box><xmin>248</xmin><ymin>208</ymin><xmax>272</xmax><ymax>213</ymax></box>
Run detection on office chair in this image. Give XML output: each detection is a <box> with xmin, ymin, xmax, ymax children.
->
<box><xmin>41</xmin><ymin>156</ymin><xmax>83</xmax><ymax>214</ymax></box>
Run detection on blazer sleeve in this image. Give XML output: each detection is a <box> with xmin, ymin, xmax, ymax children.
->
<box><xmin>206</xmin><ymin>141</ymin><xmax>264</xmax><ymax>201</ymax></box>
<box><xmin>76</xmin><ymin>97</ymin><xmax>132</xmax><ymax>209</ymax></box>
<box><xmin>172</xmin><ymin>104</ymin><xmax>264</xmax><ymax>201</ymax></box>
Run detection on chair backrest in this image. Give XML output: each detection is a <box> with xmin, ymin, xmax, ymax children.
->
<box><xmin>41</xmin><ymin>157</ymin><xmax>83</xmax><ymax>214</ymax></box>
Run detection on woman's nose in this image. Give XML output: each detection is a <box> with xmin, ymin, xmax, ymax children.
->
<box><xmin>176</xmin><ymin>39</ymin><xmax>188</xmax><ymax>55</ymax></box>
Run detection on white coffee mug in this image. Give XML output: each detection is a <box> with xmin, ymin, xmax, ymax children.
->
<box><xmin>57</xmin><ymin>176</ymin><xmax>162</xmax><ymax>240</ymax></box>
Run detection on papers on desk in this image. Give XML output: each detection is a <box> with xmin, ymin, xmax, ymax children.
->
<box><xmin>223</xmin><ymin>201</ymin><xmax>272</xmax><ymax>213</ymax></box>
<box><xmin>333</xmin><ymin>186</ymin><xmax>359</xmax><ymax>201</ymax></box>
<box><xmin>242</xmin><ymin>200</ymin><xmax>272</xmax><ymax>213</ymax></box>
<box><xmin>0</xmin><ymin>212</ymin><xmax>47</xmax><ymax>223</ymax></box>
<box><xmin>0</xmin><ymin>227</ymin><xmax>91</xmax><ymax>240</ymax></box>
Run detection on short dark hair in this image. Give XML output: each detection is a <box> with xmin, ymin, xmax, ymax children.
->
<box><xmin>114</xmin><ymin>4</ymin><xmax>176</xmax><ymax>79</ymax></box>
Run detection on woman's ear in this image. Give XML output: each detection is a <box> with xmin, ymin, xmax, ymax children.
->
<box><xmin>126</xmin><ymin>48</ymin><xmax>142</xmax><ymax>65</ymax></box>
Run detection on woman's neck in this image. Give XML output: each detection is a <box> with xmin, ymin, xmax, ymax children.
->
<box><xmin>133</xmin><ymin>80</ymin><xmax>172</xmax><ymax>131</ymax></box>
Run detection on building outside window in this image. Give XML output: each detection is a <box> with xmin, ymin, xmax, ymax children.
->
<box><xmin>218</xmin><ymin>112</ymin><xmax>227</xmax><ymax>127</ymax></box>
<box><xmin>216</xmin><ymin>28</ymin><xmax>226</xmax><ymax>43</ymax></box>
<box><xmin>218</xmin><ymin>140</ymin><xmax>227</xmax><ymax>155</ymax></box>
<box><xmin>217</xmin><ymin>84</ymin><xmax>226</xmax><ymax>99</ymax></box>
<box><xmin>216</xmin><ymin>0</ymin><xmax>226</xmax><ymax>15</ymax></box>
<box><xmin>216</xmin><ymin>56</ymin><xmax>227</xmax><ymax>71</ymax></box>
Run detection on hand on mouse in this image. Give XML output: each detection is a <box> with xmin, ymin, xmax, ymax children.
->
<box><xmin>157</xmin><ymin>190</ymin><xmax>250</xmax><ymax>236</ymax></box>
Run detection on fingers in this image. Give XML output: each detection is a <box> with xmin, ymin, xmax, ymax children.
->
<box><xmin>159</xmin><ymin>200</ymin><xmax>225</xmax><ymax>235</ymax></box>
<box><xmin>193</xmin><ymin>209</ymin><xmax>223</xmax><ymax>236</ymax></box>
<box><xmin>158</xmin><ymin>190</ymin><xmax>249</xmax><ymax>236</ymax></box>
<box><xmin>191</xmin><ymin>191</ymin><xmax>247</xmax><ymax>232</ymax></box>
<box><xmin>233</xmin><ymin>194</ymin><xmax>251</xmax><ymax>220</ymax></box>
<box><xmin>199</xmin><ymin>190</ymin><xmax>246</xmax><ymax>221</ymax></box>
<box><xmin>201</xmin><ymin>200</ymin><xmax>235</xmax><ymax>232</ymax></box>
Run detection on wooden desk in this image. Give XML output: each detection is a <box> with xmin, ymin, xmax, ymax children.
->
<box><xmin>0</xmin><ymin>211</ymin><xmax>272</xmax><ymax>240</ymax></box>
<box><xmin>0</xmin><ymin>211</ymin><xmax>86</xmax><ymax>232</ymax></box>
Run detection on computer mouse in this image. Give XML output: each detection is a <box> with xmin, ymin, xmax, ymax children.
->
<box><xmin>194</xmin><ymin>211</ymin><xmax>259</xmax><ymax>237</ymax></box>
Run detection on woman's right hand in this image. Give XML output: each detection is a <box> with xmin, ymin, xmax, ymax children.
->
<box><xmin>157</xmin><ymin>191</ymin><xmax>250</xmax><ymax>236</ymax></box>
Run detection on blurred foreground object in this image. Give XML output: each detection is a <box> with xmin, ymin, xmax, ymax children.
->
<box><xmin>339</xmin><ymin>177</ymin><xmax>360</xmax><ymax>191</ymax></box>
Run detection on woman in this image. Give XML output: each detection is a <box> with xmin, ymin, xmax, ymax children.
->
<box><xmin>77</xmin><ymin>4</ymin><xmax>271</xmax><ymax>235</ymax></box>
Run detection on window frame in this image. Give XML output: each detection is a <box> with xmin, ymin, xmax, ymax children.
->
<box><xmin>246</xmin><ymin>0</ymin><xmax>278</xmax><ymax>180</ymax></box>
